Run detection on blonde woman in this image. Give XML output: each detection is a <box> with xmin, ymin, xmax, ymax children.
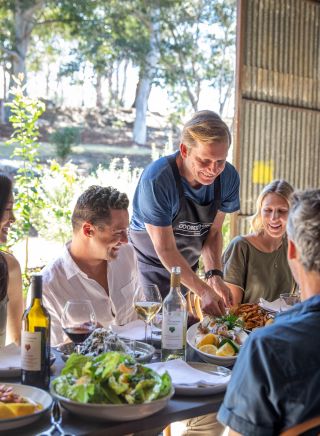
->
<box><xmin>223</xmin><ymin>180</ymin><xmax>296</xmax><ymax>304</ymax></box>
<box><xmin>0</xmin><ymin>173</ymin><xmax>23</xmax><ymax>346</ymax></box>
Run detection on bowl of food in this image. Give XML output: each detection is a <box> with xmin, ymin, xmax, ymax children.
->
<box><xmin>51</xmin><ymin>351</ymin><xmax>174</xmax><ymax>421</ymax></box>
<box><xmin>0</xmin><ymin>384</ymin><xmax>52</xmax><ymax>431</ymax></box>
<box><xmin>187</xmin><ymin>314</ymin><xmax>249</xmax><ymax>367</ymax></box>
<box><xmin>57</xmin><ymin>328</ymin><xmax>155</xmax><ymax>363</ymax></box>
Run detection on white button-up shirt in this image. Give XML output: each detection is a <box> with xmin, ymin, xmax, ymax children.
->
<box><xmin>40</xmin><ymin>243</ymin><xmax>141</xmax><ymax>346</ymax></box>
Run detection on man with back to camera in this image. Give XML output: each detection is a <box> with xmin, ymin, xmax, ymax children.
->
<box><xmin>130</xmin><ymin>110</ymin><xmax>240</xmax><ymax>315</ymax></box>
<box><xmin>36</xmin><ymin>185</ymin><xmax>142</xmax><ymax>346</ymax></box>
<box><xmin>218</xmin><ymin>189</ymin><xmax>320</xmax><ymax>435</ymax></box>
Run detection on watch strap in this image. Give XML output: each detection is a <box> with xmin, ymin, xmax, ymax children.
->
<box><xmin>204</xmin><ymin>269</ymin><xmax>224</xmax><ymax>280</ymax></box>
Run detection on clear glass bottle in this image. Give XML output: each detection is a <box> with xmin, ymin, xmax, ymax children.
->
<box><xmin>161</xmin><ymin>266</ymin><xmax>187</xmax><ymax>361</ymax></box>
<box><xmin>21</xmin><ymin>274</ymin><xmax>51</xmax><ymax>389</ymax></box>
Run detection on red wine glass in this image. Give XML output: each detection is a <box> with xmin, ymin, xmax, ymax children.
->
<box><xmin>61</xmin><ymin>300</ymin><xmax>97</xmax><ymax>354</ymax></box>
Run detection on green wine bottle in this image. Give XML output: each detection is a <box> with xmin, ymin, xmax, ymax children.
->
<box><xmin>21</xmin><ymin>274</ymin><xmax>51</xmax><ymax>389</ymax></box>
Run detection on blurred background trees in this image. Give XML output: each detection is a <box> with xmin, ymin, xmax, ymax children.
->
<box><xmin>0</xmin><ymin>0</ymin><xmax>236</xmax><ymax>144</ymax></box>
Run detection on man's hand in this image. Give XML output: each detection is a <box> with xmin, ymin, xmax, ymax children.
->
<box><xmin>207</xmin><ymin>276</ymin><xmax>233</xmax><ymax>307</ymax></box>
<box><xmin>199</xmin><ymin>284</ymin><xmax>226</xmax><ymax>316</ymax></box>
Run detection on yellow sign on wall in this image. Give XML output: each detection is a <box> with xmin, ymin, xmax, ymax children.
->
<box><xmin>252</xmin><ymin>160</ymin><xmax>274</xmax><ymax>184</ymax></box>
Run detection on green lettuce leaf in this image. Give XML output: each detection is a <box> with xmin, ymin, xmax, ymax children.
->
<box><xmin>61</xmin><ymin>353</ymin><xmax>91</xmax><ymax>377</ymax></box>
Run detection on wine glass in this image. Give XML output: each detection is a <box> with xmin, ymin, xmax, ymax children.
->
<box><xmin>61</xmin><ymin>300</ymin><xmax>97</xmax><ymax>353</ymax></box>
<box><xmin>133</xmin><ymin>284</ymin><xmax>162</xmax><ymax>343</ymax></box>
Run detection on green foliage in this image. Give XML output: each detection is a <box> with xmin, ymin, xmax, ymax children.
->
<box><xmin>159</xmin><ymin>0</ymin><xmax>236</xmax><ymax>114</ymax></box>
<box><xmin>5</xmin><ymin>74</ymin><xmax>46</xmax><ymax>278</ymax></box>
<box><xmin>222</xmin><ymin>214</ymin><xmax>231</xmax><ymax>250</ymax></box>
<box><xmin>50</xmin><ymin>126</ymin><xmax>81</xmax><ymax>162</ymax></box>
<box><xmin>36</xmin><ymin>161</ymin><xmax>80</xmax><ymax>243</ymax></box>
<box><xmin>36</xmin><ymin>158</ymin><xmax>143</xmax><ymax>245</ymax></box>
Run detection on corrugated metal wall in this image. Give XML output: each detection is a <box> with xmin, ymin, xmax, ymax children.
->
<box><xmin>233</xmin><ymin>0</ymin><xmax>320</xmax><ymax>236</ymax></box>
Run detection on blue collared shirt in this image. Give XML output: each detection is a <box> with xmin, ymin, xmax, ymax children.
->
<box><xmin>218</xmin><ymin>295</ymin><xmax>320</xmax><ymax>436</ymax></box>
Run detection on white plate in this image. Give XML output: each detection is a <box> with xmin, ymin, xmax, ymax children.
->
<box><xmin>187</xmin><ymin>322</ymin><xmax>248</xmax><ymax>367</ymax></box>
<box><xmin>174</xmin><ymin>362</ymin><xmax>231</xmax><ymax>396</ymax></box>
<box><xmin>51</xmin><ymin>387</ymin><xmax>174</xmax><ymax>421</ymax></box>
<box><xmin>0</xmin><ymin>353</ymin><xmax>56</xmax><ymax>378</ymax></box>
<box><xmin>0</xmin><ymin>383</ymin><xmax>52</xmax><ymax>431</ymax></box>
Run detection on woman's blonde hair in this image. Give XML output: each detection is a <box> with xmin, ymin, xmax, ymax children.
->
<box><xmin>251</xmin><ymin>179</ymin><xmax>294</xmax><ymax>233</ymax></box>
<box><xmin>180</xmin><ymin>110</ymin><xmax>231</xmax><ymax>149</ymax></box>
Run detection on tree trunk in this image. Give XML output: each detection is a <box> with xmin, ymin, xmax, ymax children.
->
<box><xmin>131</xmin><ymin>74</ymin><xmax>141</xmax><ymax>109</ymax></box>
<box><xmin>9</xmin><ymin>0</ymin><xmax>44</xmax><ymax>90</ymax></box>
<box><xmin>107</xmin><ymin>63</ymin><xmax>115</xmax><ymax>106</ymax></box>
<box><xmin>95</xmin><ymin>72</ymin><xmax>103</xmax><ymax>108</ymax></box>
<box><xmin>120</xmin><ymin>59</ymin><xmax>129</xmax><ymax>106</ymax></box>
<box><xmin>133</xmin><ymin>8</ymin><xmax>160</xmax><ymax>145</ymax></box>
<box><xmin>115</xmin><ymin>60</ymin><xmax>120</xmax><ymax>104</ymax></box>
<box><xmin>45</xmin><ymin>68</ymin><xmax>50</xmax><ymax>98</ymax></box>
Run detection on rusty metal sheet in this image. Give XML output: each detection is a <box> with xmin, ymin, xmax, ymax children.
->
<box><xmin>233</xmin><ymin>0</ymin><xmax>320</xmax><ymax>236</ymax></box>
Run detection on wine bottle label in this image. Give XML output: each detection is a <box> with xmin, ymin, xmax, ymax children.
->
<box><xmin>21</xmin><ymin>331</ymin><xmax>41</xmax><ymax>371</ymax></box>
<box><xmin>162</xmin><ymin>311</ymin><xmax>185</xmax><ymax>349</ymax></box>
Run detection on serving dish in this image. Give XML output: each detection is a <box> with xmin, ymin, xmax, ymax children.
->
<box><xmin>51</xmin><ymin>386</ymin><xmax>174</xmax><ymax>421</ymax></box>
<box><xmin>57</xmin><ymin>340</ymin><xmax>155</xmax><ymax>363</ymax></box>
<box><xmin>187</xmin><ymin>322</ymin><xmax>248</xmax><ymax>367</ymax></box>
<box><xmin>0</xmin><ymin>383</ymin><xmax>52</xmax><ymax>431</ymax></box>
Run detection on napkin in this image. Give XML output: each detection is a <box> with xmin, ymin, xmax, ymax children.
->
<box><xmin>0</xmin><ymin>343</ymin><xmax>21</xmax><ymax>370</ymax></box>
<box><xmin>146</xmin><ymin>359</ymin><xmax>231</xmax><ymax>387</ymax></box>
<box><xmin>111</xmin><ymin>320</ymin><xmax>153</xmax><ymax>341</ymax></box>
<box><xmin>259</xmin><ymin>298</ymin><xmax>281</xmax><ymax>313</ymax></box>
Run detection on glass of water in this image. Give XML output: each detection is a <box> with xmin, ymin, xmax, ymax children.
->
<box><xmin>280</xmin><ymin>293</ymin><xmax>300</xmax><ymax>312</ymax></box>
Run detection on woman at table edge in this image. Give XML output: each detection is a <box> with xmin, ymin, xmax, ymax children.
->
<box><xmin>223</xmin><ymin>179</ymin><xmax>297</xmax><ymax>305</ymax></box>
<box><xmin>0</xmin><ymin>173</ymin><xmax>23</xmax><ymax>346</ymax></box>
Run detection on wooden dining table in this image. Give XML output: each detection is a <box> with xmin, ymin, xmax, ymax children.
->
<box><xmin>2</xmin><ymin>347</ymin><xmax>226</xmax><ymax>436</ymax></box>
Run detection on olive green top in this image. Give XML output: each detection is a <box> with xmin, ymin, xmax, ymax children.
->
<box><xmin>223</xmin><ymin>236</ymin><xmax>296</xmax><ymax>303</ymax></box>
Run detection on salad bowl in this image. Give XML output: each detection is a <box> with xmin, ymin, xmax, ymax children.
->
<box><xmin>51</xmin><ymin>387</ymin><xmax>174</xmax><ymax>421</ymax></box>
<box><xmin>51</xmin><ymin>351</ymin><xmax>174</xmax><ymax>421</ymax></box>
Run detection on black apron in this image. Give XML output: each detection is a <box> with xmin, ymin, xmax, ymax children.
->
<box><xmin>130</xmin><ymin>155</ymin><xmax>221</xmax><ymax>298</ymax></box>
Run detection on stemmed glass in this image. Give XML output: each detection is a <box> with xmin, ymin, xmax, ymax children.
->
<box><xmin>133</xmin><ymin>284</ymin><xmax>162</xmax><ymax>343</ymax></box>
<box><xmin>61</xmin><ymin>300</ymin><xmax>97</xmax><ymax>353</ymax></box>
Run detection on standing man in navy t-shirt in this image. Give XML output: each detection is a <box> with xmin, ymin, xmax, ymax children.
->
<box><xmin>130</xmin><ymin>110</ymin><xmax>240</xmax><ymax>315</ymax></box>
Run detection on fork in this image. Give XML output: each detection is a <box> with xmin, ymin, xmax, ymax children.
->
<box><xmin>37</xmin><ymin>400</ymin><xmax>74</xmax><ymax>436</ymax></box>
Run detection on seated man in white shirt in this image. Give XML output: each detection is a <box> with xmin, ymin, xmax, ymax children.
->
<box><xmin>41</xmin><ymin>185</ymin><xmax>141</xmax><ymax>346</ymax></box>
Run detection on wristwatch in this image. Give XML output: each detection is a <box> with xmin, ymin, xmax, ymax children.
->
<box><xmin>204</xmin><ymin>269</ymin><xmax>224</xmax><ymax>280</ymax></box>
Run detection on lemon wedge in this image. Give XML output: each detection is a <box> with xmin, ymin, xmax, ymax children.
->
<box><xmin>198</xmin><ymin>344</ymin><xmax>218</xmax><ymax>355</ymax></box>
<box><xmin>216</xmin><ymin>343</ymin><xmax>235</xmax><ymax>357</ymax></box>
<box><xmin>197</xmin><ymin>333</ymin><xmax>219</xmax><ymax>348</ymax></box>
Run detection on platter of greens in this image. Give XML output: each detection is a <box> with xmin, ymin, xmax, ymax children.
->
<box><xmin>51</xmin><ymin>351</ymin><xmax>173</xmax><ymax>421</ymax></box>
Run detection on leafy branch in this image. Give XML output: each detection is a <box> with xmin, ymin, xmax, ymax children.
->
<box><xmin>5</xmin><ymin>73</ymin><xmax>46</xmax><ymax>285</ymax></box>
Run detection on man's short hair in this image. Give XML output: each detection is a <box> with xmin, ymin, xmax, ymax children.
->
<box><xmin>180</xmin><ymin>110</ymin><xmax>231</xmax><ymax>149</ymax></box>
<box><xmin>71</xmin><ymin>185</ymin><xmax>129</xmax><ymax>231</ymax></box>
<box><xmin>287</xmin><ymin>189</ymin><xmax>320</xmax><ymax>273</ymax></box>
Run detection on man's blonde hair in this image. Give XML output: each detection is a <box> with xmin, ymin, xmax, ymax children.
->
<box><xmin>251</xmin><ymin>179</ymin><xmax>294</xmax><ymax>234</ymax></box>
<box><xmin>180</xmin><ymin>110</ymin><xmax>231</xmax><ymax>149</ymax></box>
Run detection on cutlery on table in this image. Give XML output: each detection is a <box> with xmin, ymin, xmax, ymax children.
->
<box><xmin>37</xmin><ymin>400</ymin><xmax>74</xmax><ymax>436</ymax></box>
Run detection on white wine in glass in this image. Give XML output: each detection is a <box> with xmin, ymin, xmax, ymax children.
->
<box><xmin>133</xmin><ymin>285</ymin><xmax>162</xmax><ymax>343</ymax></box>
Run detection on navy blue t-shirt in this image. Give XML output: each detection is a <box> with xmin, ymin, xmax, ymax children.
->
<box><xmin>130</xmin><ymin>151</ymin><xmax>240</xmax><ymax>230</ymax></box>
